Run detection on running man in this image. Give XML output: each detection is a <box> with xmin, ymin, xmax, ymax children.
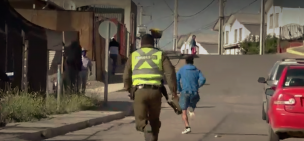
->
<box><xmin>176</xmin><ymin>55</ymin><xmax>206</xmax><ymax>134</ymax></box>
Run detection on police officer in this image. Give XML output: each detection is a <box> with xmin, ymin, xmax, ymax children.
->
<box><xmin>123</xmin><ymin>34</ymin><xmax>178</xmax><ymax>141</ymax></box>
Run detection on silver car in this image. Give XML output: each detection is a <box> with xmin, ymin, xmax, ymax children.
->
<box><xmin>258</xmin><ymin>58</ymin><xmax>304</xmax><ymax>122</ymax></box>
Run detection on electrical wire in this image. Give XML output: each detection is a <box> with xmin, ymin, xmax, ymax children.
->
<box><xmin>158</xmin><ymin>0</ymin><xmax>259</xmax><ymax>67</ymax></box>
<box><xmin>162</xmin><ymin>0</ymin><xmax>174</xmax><ymax>13</ymax></box>
<box><xmin>161</xmin><ymin>40</ymin><xmax>173</xmax><ymax>48</ymax></box>
<box><xmin>163</xmin><ymin>21</ymin><xmax>174</xmax><ymax>31</ymax></box>
<box><xmin>179</xmin><ymin>0</ymin><xmax>216</xmax><ymax>17</ymax></box>
<box><xmin>232</xmin><ymin>0</ymin><xmax>257</xmax><ymax>14</ymax></box>
<box><xmin>144</xmin><ymin>14</ymin><xmax>173</xmax><ymax>25</ymax></box>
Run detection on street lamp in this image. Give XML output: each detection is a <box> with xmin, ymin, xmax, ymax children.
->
<box><xmin>150</xmin><ymin>28</ymin><xmax>163</xmax><ymax>48</ymax></box>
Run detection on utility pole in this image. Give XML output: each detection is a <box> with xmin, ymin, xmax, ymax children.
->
<box><xmin>139</xmin><ymin>5</ymin><xmax>143</xmax><ymax>26</ymax></box>
<box><xmin>137</xmin><ymin>4</ymin><xmax>149</xmax><ymax>38</ymax></box>
<box><xmin>173</xmin><ymin>0</ymin><xmax>178</xmax><ymax>51</ymax></box>
<box><xmin>218</xmin><ymin>0</ymin><xmax>224</xmax><ymax>55</ymax></box>
<box><xmin>259</xmin><ymin>0</ymin><xmax>265</xmax><ymax>55</ymax></box>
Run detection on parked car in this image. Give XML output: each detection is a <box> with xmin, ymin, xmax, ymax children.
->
<box><xmin>258</xmin><ymin>58</ymin><xmax>304</xmax><ymax>121</ymax></box>
<box><xmin>266</xmin><ymin>65</ymin><xmax>304</xmax><ymax>141</ymax></box>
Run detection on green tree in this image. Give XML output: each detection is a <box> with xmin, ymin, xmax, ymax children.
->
<box><xmin>265</xmin><ymin>35</ymin><xmax>277</xmax><ymax>54</ymax></box>
<box><xmin>240</xmin><ymin>35</ymin><xmax>278</xmax><ymax>54</ymax></box>
<box><xmin>240</xmin><ymin>40</ymin><xmax>259</xmax><ymax>54</ymax></box>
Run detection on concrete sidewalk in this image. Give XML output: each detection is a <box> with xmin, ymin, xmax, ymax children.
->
<box><xmin>286</xmin><ymin>45</ymin><xmax>304</xmax><ymax>56</ymax></box>
<box><xmin>0</xmin><ymin>91</ymin><xmax>132</xmax><ymax>141</ymax></box>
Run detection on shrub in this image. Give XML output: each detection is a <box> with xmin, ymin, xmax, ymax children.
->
<box><xmin>0</xmin><ymin>91</ymin><xmax>100</xmax><ymax>123</ymax></box>
<box><xmin>265</xmin><ymin>35</ymin><xmax>278</xmax><ymax>54</ymax></box>
<box><xmin>240</xmin><ymin>35</ymin><xmax>278</xmax><ymax>54</ymax></box>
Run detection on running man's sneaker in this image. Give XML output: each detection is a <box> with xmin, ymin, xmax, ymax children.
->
<box><xmin>189</xmin><ymin>111</ymin><xmax>195</xmax><ymax>118</ymax></box>
<box><xmin>182</xmin><ymin>127</ymin><xmax>191</xmax><ymax>134</ymax></box>
<box><xmin>188</xmin><ymin>107</ymin><xmax>195</xmax><ymax>118</ymax></box>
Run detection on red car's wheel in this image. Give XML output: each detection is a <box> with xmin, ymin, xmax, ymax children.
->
<box><xmin>268</xmin><ymin>125</ymin><xmax>280</xmax><ymax>141</ymax></box>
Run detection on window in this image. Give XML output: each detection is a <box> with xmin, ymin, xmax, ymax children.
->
<box><xmin>239</xmin><ymin>28</ymin><xmax>242</xmax><ymax>41</ymax></box>
<box><xmin>225</xmin><ymin>31</ymin><xmax>229</xmax><ymax>44</ymax></box>
<box><xmin>234</xmin><ymin>29</ymin><xmax>237</xmax><ymax>43</ymax></box>
<box><xmin>268</xmin><ymin>62</ymin><xmax>279</xmax><ymax>80</ymax></box>
<box><xmin>275</xmin><ymin>13</ymin><xmax>279</xmax><ymax>28</ymax></box>
<box><xmin>269</xmin><ymin>14</ymin><xmax>273</xmax><ymax>29</ymax></box>
<box><xmin>275</xmin><ymin>65</ymin><xmax>288</xmax><ymax>80</ymax></box>
<box><xmin>283</xmin><ymin>68</ymin><xmax>304</xmax><ymax>87</ymax></box>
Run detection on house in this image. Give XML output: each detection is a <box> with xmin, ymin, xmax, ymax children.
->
<box><xmin>177</xmin><ymin>33</ymin><xmax>218</xmax><ymax>55</ymax></box>
<box><xmin>266</xmin><ymin>0</ymin><xmax>304</xmax><ymax>38</ymax></box>
<box><xmin>213</xmin><ymin>13</ymin><xmax>262</xmax><ymax>55</ymax></box>
<box><xmin>265</xmin><ymin>0</ymin><xmax>304</xmax><ymax>52</ymax></box>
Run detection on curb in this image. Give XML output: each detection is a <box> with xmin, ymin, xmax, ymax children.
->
<box><xmin>286</xmin><ymin>46</ymin><xmax>304</xmax><ymax>56</ymax></box>
<box><xmin>16</xmin><ymin>106</ymin><xmax>133</xmax><ymax>141</ymax></box>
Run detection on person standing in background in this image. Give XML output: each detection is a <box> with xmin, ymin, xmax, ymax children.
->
<box><xmin>66</xmin><ymin>41</ymin><xmax>82</xmax><ymax>93</ymax></box>
<box><xmin>78</xmin><ymin>48</ymin><xmax>92</xmax><ymax>94</ymax></box>
<box><xmin>190</xmin><ymin>35</ymin><xmax>198</xmax><ymax>55</ymax></box>
<box><xmin>109</xmin><ymin>38</ymin><xmax>120</xmax><ymax>75</ymax></box>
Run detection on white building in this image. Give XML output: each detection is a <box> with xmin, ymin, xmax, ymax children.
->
<box><xmin>213</xmin><ymin>13</ymin><xmax>262</xmax><ymax>55</ymax></box>
<box><xmin>266</xmin><ymin>0</ymin><xmax>304</xmax><ymax>40</ymax></box>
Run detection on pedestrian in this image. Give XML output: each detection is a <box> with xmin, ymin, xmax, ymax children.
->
<box><xmin>123</xmin><ymin>34</ymin><xmax>178</xmax><ymax>141</ymax></box>
<box><xmin>109</xmin><ymin>38</ymin><xmax>120</xmax><ymax>75</ymax></box>
<box><xmin>176</xmin><ymin>55</ymin><xmax>206</xmax><ymax>134</ymax></box>
<box><xmin>65</xmin><ymin>40</ymin><xmax>82</xmax><ymax>93</ymax></box>
<box><xmin>190</xmin><ymin>35</ymin><xmax>198</xmax><ymax>55</ymax></box>
<box><xmin>78</xmin><ymin>48</ymin><xmax>92</xmax><ymax>94</ymax></box>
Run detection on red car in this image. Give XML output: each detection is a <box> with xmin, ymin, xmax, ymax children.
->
<box><xmin>266</xmin><ymin>65</ymin><xmax>304</xmax><ymax>141</ymax></box>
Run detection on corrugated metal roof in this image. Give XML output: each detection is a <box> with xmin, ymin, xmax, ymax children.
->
<box><xmin>90</xmin><ymin>4</ymin><xmax>121</xmax><ymax>9</ymax></box>
<box><xmin>233</xmin><ymin>13</ymin><xmax>260</xmax><ymax>24</ymax></box>
<box><xmin>95</xmin><ymin>13</ymin><xmax>123</xmax><ymax>22</ymax></box>
<box><xmin>243</xmin><ymin>24</ymin><xmax>261</xmax><ymax>36</ymax></box>
<box><xmin>195</xmin><ymin>33</ymin><xmax>218</xmax><ymax>43</ymax></box>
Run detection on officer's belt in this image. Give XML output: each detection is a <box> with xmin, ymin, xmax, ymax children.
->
<box><xmin>132</xmin><ymin>77</ymin><xmax>163</xmax><ymax>81</ymax></box>
<box><xmin>136</xmin><ymin>84</ymin><xmax>160</xmax><ymax>89</ymax></box>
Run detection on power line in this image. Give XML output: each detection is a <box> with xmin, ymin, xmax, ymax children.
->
<box><xmin>161</xmin><ymin>40</ymin><xmax>173</xmax><ymax>48</ymax></box>
<box><xmin>160</xmin><ymin>0</ymin><xmax>257</xmax><ymax>49</ymax></box>
<box><xmin>162</xmin><ymin>0</ymin><xmax>174</xmax><ymax>13</ymax></box>
<box><xmin>160</xmin><ymin>20</ymin><xmax>217</xmax><ymax>49</ymax></box>
<box><xmin>179</xmin><ymin>0</ymin><xmax>215</xmax><ymax>17</ymax></box>
<box><xmin>163</xmin><ymin>21</ymin><xmax>174</xmax><ymax>31</ymax></box>
<box><xmin>144</xmin><ymin>14</ymin><xmax>173</xmax><ymax>25</ymax></box>
<box><xmin>232</xmin><ymin>0</ymin><xmax>257</xmax><ymax>14</ymax></box>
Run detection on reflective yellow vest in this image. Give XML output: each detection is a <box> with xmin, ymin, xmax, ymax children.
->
<box><xmin>131</xmin><ymin>47</ymin><xmax>163</xmax><ymax>85</ymax></box>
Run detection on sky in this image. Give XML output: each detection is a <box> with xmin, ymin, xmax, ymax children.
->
<box><xmin>132</xmin><ymin>0</ymin><xmax>261</xmax><ymax>49</ymax></box>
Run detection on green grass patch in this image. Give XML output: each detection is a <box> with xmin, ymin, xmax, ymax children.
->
<box><xmin>0</xmin><ymin>90</ymin><xmax>101</xmax><ymax>123</ymax></box>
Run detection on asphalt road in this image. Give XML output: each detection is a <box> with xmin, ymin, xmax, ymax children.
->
<box><xmin>46</xmin><ymin>53</ymin><xmax>304</xmax><ymax>141</ymax></box>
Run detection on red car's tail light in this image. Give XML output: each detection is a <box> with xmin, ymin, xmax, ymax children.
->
<box><xmin>271</xmin><ymin>86</ymin><xmax>276</xmax><ymax>90</ymax></box>
<box><xmin>274</xmin><ymin>94</ymin><xmax>296</xmax><ymax>105</ymax></box>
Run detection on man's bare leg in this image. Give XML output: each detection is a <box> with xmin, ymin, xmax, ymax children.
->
<box><xmin>181</xmin><ymin>110</ymin><xmax>191</xmax><ymax>134</ymax></box>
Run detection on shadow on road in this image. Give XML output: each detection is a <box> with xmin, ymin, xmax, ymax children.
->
<box><xmin>189</xmin><ymin>132</ymin><xmax>268</xmax><ymax>136</ymax></box>
<box><xmin>161</xmin><ymin>106</ymin><xmax>215</xmax><ymax>109</ymax></box>
<box><xmin>83</xmin><ymin>101</ymin><xmax>134</xmax><ymax>116</ymax></box>
<box><xmin>108</xmin><ymin>74</ymin><xmax>123</xmax><ymax>84</ymax></box>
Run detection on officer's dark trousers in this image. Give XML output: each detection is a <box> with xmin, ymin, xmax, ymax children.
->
<box><xmin>134</xmin><ymin>88</ymin><xmax>162</xmax><ymax>141</ymax></box>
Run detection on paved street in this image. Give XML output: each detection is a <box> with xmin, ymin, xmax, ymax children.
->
<box><xmin>47</xmin><ymin>53</ymin><xmax>304</xmax><ymax>141</ymax></box>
